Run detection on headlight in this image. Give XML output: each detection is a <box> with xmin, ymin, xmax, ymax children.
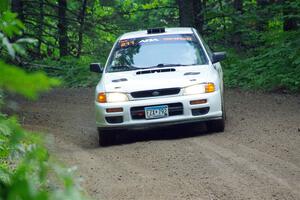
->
<box><xmin>183</xmin><ymin>83</ymin><xmax>215</xmax><ymax>95</ymax></box>
<box><xmin>97</xmin><ymin>92</ymin><xmax>129</xmax><ymax>103</ymax></box>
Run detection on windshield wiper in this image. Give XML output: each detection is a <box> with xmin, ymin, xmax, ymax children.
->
<box><xmin>145</xmin><ymin>63</ymin><xmax>198</xmax><ymax>69</ymax></box>
<box><xmin>109</xmin><ymin>65</ymin><xmax>140</xmax><ymax>72</ymax></box>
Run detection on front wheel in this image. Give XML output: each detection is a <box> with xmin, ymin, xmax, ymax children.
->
<box><xmin>98</xmin><ymin>128</ymin><xmax>116</xmax><ymax>146</ymax></box>
<box><xmin>207</xmin><ymin>97</ymin><xmax>226</xmax><ymax>133</ymax></box>
<box><xmin>207</xmin><ymin>118</ymin><xmax>225</xmax><ymax>133</ymax></box>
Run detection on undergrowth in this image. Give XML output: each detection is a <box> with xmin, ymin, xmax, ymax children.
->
<box><xmin>223</xmin><ymin>30</ymin><xmax>300</xmax><ymax>92</ymax></box>
<box><xmin>29</xmin><ymin>56</ymin><xmax>103</xmax><ymax>87</ymax></box>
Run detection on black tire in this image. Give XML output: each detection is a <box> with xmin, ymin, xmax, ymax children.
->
<box><xmin>207</xmin><ymin>93</ymin><xmax>226</xmax><ymax>133</ymax></box>
<box><xmin>207</xmin><ymin>117</ymin><xmax>225</xmax><ymax>133</ymax></box>
<box><xmin>98</xmin><ymin>128</ymin><xmax>116</xmax><ymax>146</ymax></box>
<box><xmin>221</xmin><ymin>85</ymin><xmax>227</xmax><ymax>121</ymax></box>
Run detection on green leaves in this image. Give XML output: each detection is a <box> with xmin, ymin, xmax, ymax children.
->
<box><xmin>0</xmin><ymin>115</ymin><xmax>88</xmax><ymax>200</ymax></box>
<box><xmin>0</xmin><ymin>12</ymin><xmax>24</xmax><ymax>37</ymax></box>
<box><xmin>0</xmin><ymin>5</ymin><xmax>88</xmax><ymax>200</ymax></box>
<box><xmin>0</xmin><ymin>11</ymin><xmax>59</xmax><ymax>99</ymax></box>
<box><xmin>1</xmin><ymin>33</ymin><xmax>15</xmax><ymax>58</ymax></box>
<box><xmin>0</xmin><ymin>61</ymin><xmax>60</xmax><ymax>99</ymax></box>
<box><xmin>0</xmin><ymin>33</ymin><xmax>36</xmax><ymax>58</ymax></box>
<box><xmin>224</xmin><ymin>30</ymin><xmax>300</xmax><ymax>92</ymax></box>
<box><xmin>0</xmin><ymin>0</ymin><xmax>8</xmax><ymax>14</ymax></box>
<box><xmin>31</xmin><ymin>56</ymin><xmax>100</xmax><ymax>87</ymax></box>
<box><xmin>0</xmin><ymin>11</ymin><xmax>31</xmax><ymax>59</ymax></box>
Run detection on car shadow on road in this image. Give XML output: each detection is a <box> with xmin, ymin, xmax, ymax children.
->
<box><xmin>106</xmin><ymin>122</ymin><xmax>219</xmax><ymax>147</ymax></box>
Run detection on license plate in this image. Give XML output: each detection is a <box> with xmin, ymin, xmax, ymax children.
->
<box><xmin>145</xmin><ymin>105</ymin><xmax>169</xmax><ymax>119</ymax></box>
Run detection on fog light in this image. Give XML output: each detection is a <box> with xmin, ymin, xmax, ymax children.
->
<box><xmin>192</xmin><ymin>107</ymin><xmax>210</xmax><ymax>116</ymax></box>
<box><xmin>190</xmin><ymin>99</ymin><xmax>207</xmax><ymax>105</ymax></box>
<box><xmin>106</xmin><ymin>108</ymin><xmax>123</xmax><ymax>113</ymax></box>
<box><xmin>105</xmin><ymin>116</ymin><xmax>123</xmax><ymax>124</ymax></box>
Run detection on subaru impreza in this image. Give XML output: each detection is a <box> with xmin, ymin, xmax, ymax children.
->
<box><xmin>90</xmin><ymin>27</ymin><xmax>226</xmax><ymax>146</ymax></box>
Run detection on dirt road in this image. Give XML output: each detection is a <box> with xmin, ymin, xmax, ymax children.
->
<box><xmin>18</xmin><ymin>88</ymin><xmax>300</xmax><ymax>200</ymax></box>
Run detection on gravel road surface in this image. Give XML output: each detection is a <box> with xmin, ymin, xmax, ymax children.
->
<box><xmin>18</xmin><ymin>88</ymin><xmax>300</xmax><ymax>200</ymax></box>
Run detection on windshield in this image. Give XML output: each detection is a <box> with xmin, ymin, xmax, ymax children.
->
<box><xmin>106</xmin><ymin>34</ymin><xmax>208</xmax><ymax>73</ymax></box>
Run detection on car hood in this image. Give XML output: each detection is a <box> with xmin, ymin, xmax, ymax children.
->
<box><xmin>101</xmin><ymin>65</ymin><xmax>215</xmax><ymax>93</ymax></box>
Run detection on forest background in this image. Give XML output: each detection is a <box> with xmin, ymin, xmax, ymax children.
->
<box><xmin>0</xmin><ymin>0</ymin><xmax>299</xmax><ymax>199</ymax></box>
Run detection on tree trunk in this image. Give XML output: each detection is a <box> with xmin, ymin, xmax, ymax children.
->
<box><xmin>11</xmin><ymin>0</ymin><xmax>24</xmax><ymax>20</ymax></box>
<box><xmin>58</xmin><ymin>0</ymin><xmax>68</xmax><ymax>57</ymax></box>
<box><xmin>256</xmin><ymin>0</ymin><xmax>269</xmax><ymax>31</ymax></box>
<box><xmin>77</xmin><ymin>0</ymin><xmax>88</xmax><ymax>58</ymax></box>
<box><xmin>193</xmin><ymin>0</ymin><xmax>204</xmax><ymax>33</ymax></box>
<box><xmin>177</xmin><ymin>0</ymin><xmax>194</xmax><ymax>27</ymax></box>
<box><xmin>283</xmin><ymin>0</ymin><xmax>298</xmax><ymax>31</ymax></box>
<box><xmin>234</xmin><ymin>0</ymin><xmax>243</xmax><ymax>12</ymax></box>
<box><xmin>233</xmin><ymin>0</ymin><xmax>243</xmax><ymax>49</ymax></box>
<box><xmin>37</xmin><ymin>0</ymin><xmax>44</xmax><ymax>56</ymax></box>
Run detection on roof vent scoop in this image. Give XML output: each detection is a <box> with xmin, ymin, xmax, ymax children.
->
<box><xmin>147</xmin><ymin>28</ymin><xmax>165</xmax><ymax>34</ymax></box>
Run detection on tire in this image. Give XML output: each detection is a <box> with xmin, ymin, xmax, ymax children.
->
<box><xmin>207</xmin><ymin>93</ymin><xmax>226</xmax><ymax>133</ymax></box>
<box><xmin>98</xmin><ymin>128</ymin><xmax>116</xmax><ymax>146</ymax></box>
<box><xmin>207</xmin><ymin>117</ymin><xmax>225</xmax><ymax>133</ymax></box>
<box><xmin>221</xmin><ymin>85</ymin><xmax>227</xmax><ymax>121</ymax></box>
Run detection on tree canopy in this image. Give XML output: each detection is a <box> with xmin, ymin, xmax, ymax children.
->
<box><xmin>3</xmin><ymin>0</ymin><xmax>299</xmax><ymax>91</ymax></box>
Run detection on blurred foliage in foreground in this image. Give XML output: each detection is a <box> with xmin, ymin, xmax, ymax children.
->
<box><xmin>0</xmin><ymin>116</ymin><xmax>87</xmax><ymax>200</ymax></box>
<box><xmin>0</xmin><ymin>8</ymin><xmax>88</xmax><ymax>200</ymax></box>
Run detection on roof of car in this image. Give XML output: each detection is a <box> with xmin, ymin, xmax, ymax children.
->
<box><xmin>120</xmin><ymin>27</ymin><xmax>194</xmax><ymax>40</ymax></box>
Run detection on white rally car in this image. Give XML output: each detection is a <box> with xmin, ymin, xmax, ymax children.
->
<box><xmin>90</xmin><ymin>27</ymin><xmax>226</xmax><ymax>146</ymax></box>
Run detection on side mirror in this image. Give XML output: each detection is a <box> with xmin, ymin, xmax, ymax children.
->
<box><xmin>212</xmin><ymin>52</ymin><xmax>226</xmax><ymax>64</ymax></box>
<box><xmin>90</xmin><ymin>63</ymin><xmax>103</xmax><ymax>73</ymax></box>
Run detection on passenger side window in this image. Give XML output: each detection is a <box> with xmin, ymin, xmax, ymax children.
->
<box><xmin>200</xmin><ymin>37</ymin><xmax>213</xmax><ymax>60</ymax></box>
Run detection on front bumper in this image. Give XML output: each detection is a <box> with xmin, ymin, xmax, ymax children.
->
<box><xmin>95</xmin><ymin>91</ymin><xmax>222</xmax><ymax>130</ymax></box>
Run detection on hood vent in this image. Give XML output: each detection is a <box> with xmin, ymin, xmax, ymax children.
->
<box><xmin>112</xmin><ymin>78</ymin><xmax>128</xmax><ymax>83</ymax></box>
<box><xmin>184</xmin><ymin>72</ymin><xmax>200</xmax><ymax>76</ymax></box>
<box><xmin>136</xmin><ymin>68</ymin><xmax>176</xmax><ymax>75</ymax></box>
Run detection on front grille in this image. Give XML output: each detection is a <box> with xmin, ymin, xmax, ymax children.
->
<box><xmin>131</xmin><ymin>88</ymin><xmax>181</xmax><ymax>98</ymax></box>
<box><xmin>131</xmin><ymin>103</ymin><xmax>183</xmax><ymax>120</ymax></box>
